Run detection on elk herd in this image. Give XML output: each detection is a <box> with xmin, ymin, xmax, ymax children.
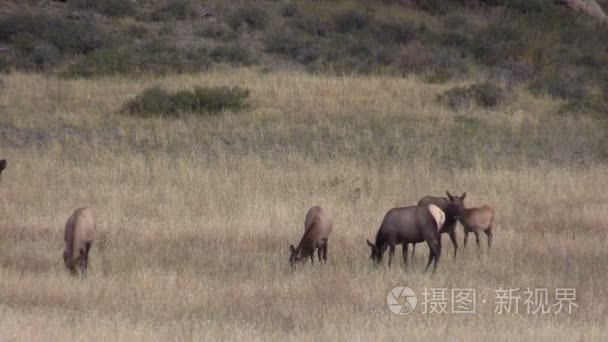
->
<box><xmin>0</xmin><ymin>159</ymin><xmax>496</xmax><ymax>278</ymax></box>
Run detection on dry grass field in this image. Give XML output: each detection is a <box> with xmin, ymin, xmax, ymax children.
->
<box><xmin>0</xmin><ymin>69</ymin><xmax>607</xmax><ymax>341</ymax></box>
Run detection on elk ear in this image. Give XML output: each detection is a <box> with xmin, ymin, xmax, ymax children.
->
<box><xmin>446</xmin><ymin>191</ymin><xmax>453</xmax><ymax>200</ymax></box>
<box><xmin>290</xmin><ymin>245</ymin><xmax>296</xmax><ymax>254</ymax></box>
<box><xmin>461</xmin><ymin>192</ymin><xmax>466</xmax><ymax>200</ymax></box>
<box><xmin>366</xmin><ymin>239</ymin><xmax>375</xmax><ymax>249</ymax></box>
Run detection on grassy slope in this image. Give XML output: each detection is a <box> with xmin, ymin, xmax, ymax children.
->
<box><xmin>0</xmin><ymin>70</ymin><xmax>607</xmax><ymax>340</ymax></box>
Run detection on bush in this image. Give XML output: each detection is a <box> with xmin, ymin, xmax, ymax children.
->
<box><xmin>556</xmin><ymin>96</ymin><xmax>608</xmax><ymax>119</ymax></box>
<box><xmin>294</xmin><ymin>17</ymin><xmax>330</xmax><ymax>37</ymax></box>
<box><xmin>125</xmin><ymin>86</ymin><xmax>251</xmax><ymax>117</ymax></box>
<box><xmin>197</xmin><ymin>23</ymin><xmax>238</xmax><ymax>41</ymax></box>
<box><xmin>62</xmin><ymin>40</ymin><xmax>209</xmax><ymax>77</ymax></box>
<box><xmin>69</xmin><ymin>0</ymin><xmax>136</xmax><ymax>18</ymax></box>
<box><xmin>227</xmin><ymin>5</ymin><xmax>270</xmax><ymax>31</ymax></box>
<box><xmin>210</xmin><ymin>44</ymin><xmax>256</xmax><ymax>65</ymax></box>
<box><xmin>439</xmin><ymin>82</ymin><xmax>506</xmax><ymax>109</ymax></box>
<box><xmin>0</xmin><ymin>15</ymin><xmax>101</xmax><ymax>53</ymax></box>
<box><xmin>280</xmin><ymin>3</ymin><xmax>298</xmax><ymax>17</ymax></box>
<box><xmin>373</xmin><ymin>21</ymin><xmax>416</xmax><ymax>45</ymax></box>
<box><xmin>492</xmin><ymin>61</ymin><xmax>535</xmax><ymax>83</ymax></box>
<box><xmin>150</xmin><ymin>0</ymin><xmax>197</xmax><ymax>21</ymax></box>
<box><xmin>529</xmin><ymin>70</ymin><xmax>586</xmax><ymax>100</ymax></box>
<box><xmin>334</xmin><ymin>10</ymin><xmax>370</xmax><ymax>33</ymax></box>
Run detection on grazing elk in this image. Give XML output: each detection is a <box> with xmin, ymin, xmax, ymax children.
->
<box><xmin>366</xmin><ymin>204</ymin><xmax>444</xmax><ymax>272</ymax></box>
<box><xmin>447</xmin><ymin>192</ymin><xmax>495</xmax><ymax>254</ymax></box>
<box><xmin>411</xmin><ymin>191</ymin><xmax>463</xmax><ymax>259</ymax></box>
<box><xmin>63</xmin><ymin>207</ymin><xmax>96</xmax><ymax>279</ymax></box>
<box><xmin>289</xmin><ymin>206</ymin><xmax>333</xmax><ymax>267</ymax></box>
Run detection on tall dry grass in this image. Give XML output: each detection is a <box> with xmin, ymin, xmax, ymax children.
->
<box><xmin>0</xmin><ymin>69</ymin><xmax>606</xmax><ymax>341</ymax></box>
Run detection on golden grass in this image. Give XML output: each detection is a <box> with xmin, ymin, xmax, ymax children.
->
<box><xmin>0</xmin><ymin>69</ymin><xmax>606</xmax><ymax>341</ymax></box>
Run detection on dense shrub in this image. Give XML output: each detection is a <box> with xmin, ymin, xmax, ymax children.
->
<box><xmin>334</xmin><ymin>10</ymin><xmax>370</xmax><ymax>33</ymax></box>
<box><xmin>227</xmin><ymin>5</ymin><xmax>270</xmax><ymax>31</ymax></box>
<box><xmin>373</xmin><ymin>21</ymin><xmax>417</xmax><ymax>45</ymax></box>
<box><xmin>197</xmin><ymin>23</ymin><xmax>237</xmax><ymax>41</ymax></box>
<box><xmin>280</xmin><ymin>3</ymin><xmax>298</xmax><ymax>17</ymax></box>
<box><xmin>556</xmin><ymin>96</ymin><xmax>608</xmax><ymax>118</ymax></box>
<box><xmin>150</xmin><ymin>0</ymin><xmax>197</xmax><ymax>21</ymax></box>
<box><xmin>62</xmin><ymin>40</ymin><xmax>209</xmax><ymax>77</ymax></box>
<box><xmin>210</xmin><ymin>45</ymin><xmax>256</xmax><ymax>65</ymax></box>
<box><xmin>68</xmin><ymin>0</ymin><xmax>136</xmax><ymax>18</ymax></box>
<box><xmin>125</xmin><ymin>86</ymin><xmax>250</xmax><ymax>117</ymax></box>
<box><xmin>439</xmin><ymin>82</ymin><xmax>506</xmax><ymax>109</ymax></box>
<box><xmin>529</xmin><ymin>70</ymin><xmax>586</xmax><ymax>100</ymax></box>
<box><xmin>295</xmin><ymin>17</ymin><xmax>330</xmax><ymax>37</ymax></box>
<box><xmin>0</xmin><ymin>15</ymin><xmax>101</xmax><ymax>53</ymax></box>
<box><xmin>492</xmin><ymin>61</ymin><xmax>536</xmax><ymax>83</ymax></box>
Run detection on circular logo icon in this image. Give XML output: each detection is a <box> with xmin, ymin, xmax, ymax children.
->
<box><xmin>387</xmin><ymin>286</ymin><xmax>417</xmax><ymax>315</ymax></box>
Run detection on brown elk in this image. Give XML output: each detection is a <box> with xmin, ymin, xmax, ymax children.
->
<box><xmin>289</xmin><ymin>206</ymin><xmax>333</xmax><ymax>267</ymax></box>
<box><xmin>366</xmin><ymin>204</ymin><xmax>443</xmax><ymax>272</ymax></box>
<box><xmin>63</xmin><ymin>207</ymin><xmax>96</xmax><ymax>279</ymax></box>
<box><xmin>411</xmin><ymin>192</ymin><xmax>463</xmax><ymax>259</ymax></box>
<box><xmin>447</xmin><ymin>192</ymin><xmax>495</xmax><ymax>253</ymax></box>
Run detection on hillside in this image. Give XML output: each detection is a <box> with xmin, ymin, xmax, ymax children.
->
<box><xmin>1</xmin><ymin>0</ymin><xmax>607</xmax><ymax>117</ymax></box>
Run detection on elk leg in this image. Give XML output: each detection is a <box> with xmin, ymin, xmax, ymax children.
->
<box><xmin>463</xmin><ymin>231</ymin><xmax>469</xmax><ymax>249</ymax></box>
<box><xmin>402</xmin><ymin>244</ymin><xmax>409</xmax><ymax>271</ymax></box>
<box><xmin>388</xmin><ymin>244</ymin><xmax>396</xmax><ymax>268</ymax></box>
<box><xmin>318</xmin><ymin>247</ymin><xmax>323</xmax><ymax>263</ymax></box>
<box><xmin>431</xmin><ymin>240</ymin><xmax>441</xmax><ymax>273</ymax></box>
<box><xmin>410</xmin><ymin>243</ymin><xmax>416</xmax><ymax>261</ymax></box>
<box><xmin>449</xmin><ymin>231</ymin><xmax>458</xmax><ymax>259</ymax></box>
<box><xmin>485</xmin><ymin>228</ymin><xmax>493</xmax><ymax>253</ymax></box>
<box><xmin>474</xmin><ymin>231</ymin><xmax>481</xmax><ymax>255</ymax></box>
<box><xmin>322</xmin><ymin>244</ymin><xmax>328</xmax><ymax>263</ymax></box>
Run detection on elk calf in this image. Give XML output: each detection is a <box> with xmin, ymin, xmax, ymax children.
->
<box><xmin>289</xmin><ymin>206</ymin><xmax>333</xmax><ymax>267</ymax></box>
<box><xmin>63</xmin><ymin>207</ymin><xmax>96</xmax><ymax>279</ymax></box>
<box><xmin>447</xmin><ymin>193</ymin><xmax>495</xmax><ymax>253</ymax></box>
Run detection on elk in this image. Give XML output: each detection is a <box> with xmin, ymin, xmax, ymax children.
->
<box><xmin>289</xmin><ymin>206</ymin><xmax>333</xmax><ymax>267</ymax></box>
<box><xmin>411</xmin><ymin>192</ymin><xmax>463</xmax><ymax>259</ymax></box>
<box><xmin>447</xmin><ymin>192</ymin><xmax>495</xmax><ymax>254</ymax></box>
<box><xmin>366</xmin><ymin>204</ymin><xmax>443</xmax><ymax>272</ymax></box>
<box><xmin>63</xmin><ymin>207</ymin><xmax>96</xmax><ymax>279</ymax></box>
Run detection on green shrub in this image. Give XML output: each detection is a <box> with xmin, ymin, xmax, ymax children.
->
<box><xmin>210</xmin><ymin>44</ymin><xmax>256</xmax><ymax>65</ymax></box>
<box><xmin>280</xmin><ymin>3</ymin><xmax>298</xmax><ymax>17</ymax></box>
<box><xmin>294</xmin><ymin>17</ymin><xmax>330</xmax><ymax>37</ymax></box>
<box><xmin>197</xmin><ymin>23</ymin><xmax>238</xmax><ymax>41</ymax></box>
<box><xmin>334</xmin><ymin>10</ymin><xmax>370</xmax><ymax>33</ymax></box>
<box><xmin>0</xmin><ymin>15</ymin><xmax>101</xmax><ymax>53</ymax></box>
<box><xmin>556</xmin><ymin>96</ymin><xmax>608</xmax><ymax>119</ymax></box>
<box><xmin>62</xmin><ymin>40</ymin><xmax>209</xmax><ymax>77</ymax></box>
<box><xmin>529</xmin><ymin>70</ymin><xmax>586</xmax><ymax>100</ymax></box>
<box><xmin>227</xmin><ymin>5</ymin><xmax>270</xmax><ymax>31</ymax></box>
<box><xmin>125</xmin><ymin>86</ymin><xmax>251</xmax><ymax>117</ymax></box>
<box><xmin>150</xmin><ymin>0</ymin><xmax>197</xmax><ymax>21</ymax></box>
<box><xmin>373</xmin><ymin>21</ymin><xmax>416</xmax><ymax>45</ymax></box>
<box><xmin>439</xmin><ymin>82</ymin><xmax>506</xmax><ymax>109</ymax></box>
<box><xmin>69</xmin><ymin>0</ymin><xmax>136</xmax><ymax>18</ymax></box>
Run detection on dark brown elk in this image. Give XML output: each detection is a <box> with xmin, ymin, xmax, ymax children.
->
<box><xmin>411</xmin><ymin>191</ymin><xmax>464</xmax><ymax>259</ymax></box>
<box><xmin>366</xmin><ymin>204</ymin><xmax>443</xmax><ymax>272</ymax></box>
<box><xmin>289</xmin><ymin>206</ymin><xmax>333</xmax><ymax>267</ymax></box>
<box><xmin>63</xmin><ymin>207</ymin><xmax>96</xmax><ymax>279</ymax></box>
<box><xmin>447</xmin><ymin>193</ymin><xmax>495</xmax><ymax>253</ymax></box>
